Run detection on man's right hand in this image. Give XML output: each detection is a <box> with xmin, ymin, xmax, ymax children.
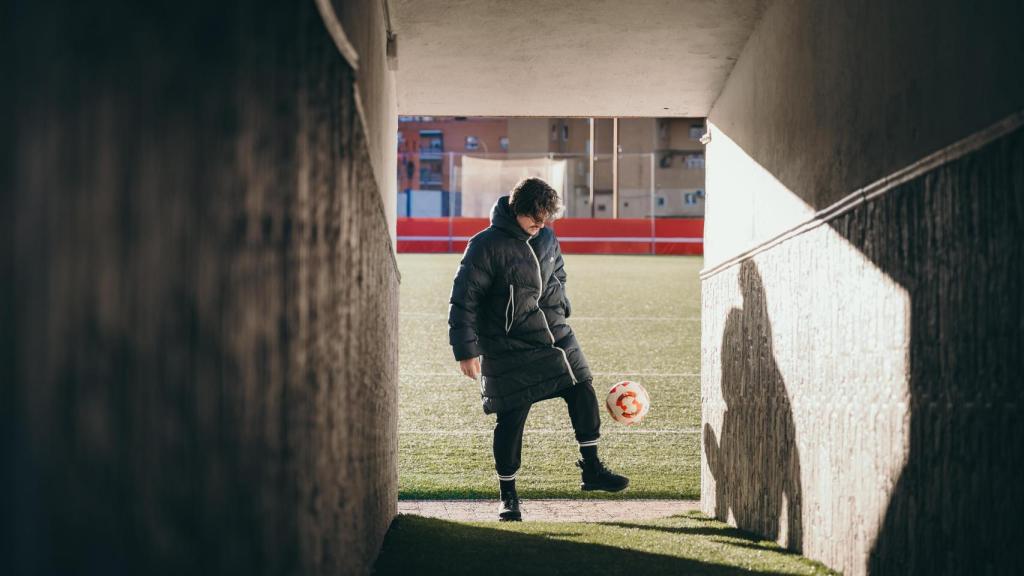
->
<box><xmin>459</xmin><ymin>357</ymin><xmax>481</xmax><ymax>380</ymax></box>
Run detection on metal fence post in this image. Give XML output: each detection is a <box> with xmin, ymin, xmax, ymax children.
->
<box><xmin>448</xmin><ymin>151</ymin><xmax>454</xmax><ymax>253</ymax></box>
<box><xmin>650</xmin><ymin>152</ymin><xmax>656</xmax><ymax>255</ymax></box>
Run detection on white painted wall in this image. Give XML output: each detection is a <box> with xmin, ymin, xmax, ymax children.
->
<box><xmin>334</xmin><ymin>0</ymin><xmax>399</xmax><ymax>245</ymax></box>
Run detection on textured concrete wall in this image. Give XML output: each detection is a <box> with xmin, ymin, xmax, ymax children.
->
<box><xmin>705</xmin><ymin>0</ymin><xmax>1024</xmax><ymax>267</ymax></box>
<box><xmin>5</xmin><ymin>1</ymin><xmax>398</xmax><ymax>574</ymax></box>
<box><xmin>837</xmin><ymin>125</ymin><xmax>1024</xmax><ymax>575</ymax></box>
<box><xmin>703</xmin><ymin>126</ymin><xmax>1024</xmax><ymax>574</ymax></box>
<box><xmin>702</xmin><ymin>0</ymin><xmax>1024</xmax><ymax>573</ymax></box>
<box><xmin>702</xmin><ymin>235</ymin><xmax>910</xmax><ymax>565</ymax></box>
<box><xmin>334</xmin><ymin>0</ymin><xmax>399</xmax><ymax>241</ymax></box>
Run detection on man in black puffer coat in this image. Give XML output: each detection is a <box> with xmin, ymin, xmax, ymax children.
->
<box><xmin>449</xmin><ymin>177</ymin><xmax>629</xmax><ymax>521</ymax></box>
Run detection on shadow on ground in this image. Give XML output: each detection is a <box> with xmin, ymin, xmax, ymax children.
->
<box><xmin>373</xmin><ymin>513</ymin><xmax>834</xmax><ymax>575</ymax></box>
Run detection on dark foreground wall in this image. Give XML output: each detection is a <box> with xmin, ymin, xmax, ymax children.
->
<box><xmin>3</xmin><ymin>1</ymin><xmax>398</xmax><ymax>574</ymax></box>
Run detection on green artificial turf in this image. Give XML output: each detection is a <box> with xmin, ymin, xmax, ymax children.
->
<box><xmin>373</xmin><ymin>512</ymin><xmax>836</xmax><ymax>575</ymax></box>
<box><xmin>398</xmin><ymin>253</ymin><xmax>704</xmax><ymax>499</ymax></box>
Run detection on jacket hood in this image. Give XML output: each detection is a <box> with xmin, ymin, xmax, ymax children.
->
<box><xmin>490</xmin><ymin>196</ymin><xmax>531</xmax><ymax>240</ymax></box>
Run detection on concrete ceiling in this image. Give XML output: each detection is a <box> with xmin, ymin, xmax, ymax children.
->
<box><xmin>390</xmin><ymin>0</ymin><xmax>764</xmax><ymax>117</ymax></box>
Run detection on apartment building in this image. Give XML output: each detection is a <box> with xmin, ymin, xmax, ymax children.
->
<box><xmin>397</xmin><ymin>116</ymin><xmax>705</xmax><ymax>218</ymax></box>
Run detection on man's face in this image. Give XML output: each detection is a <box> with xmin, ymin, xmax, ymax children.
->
<box><xmin>516</xmin><ymin>211</ymin><xmax>549</xmax><ymax>236</ymax></box>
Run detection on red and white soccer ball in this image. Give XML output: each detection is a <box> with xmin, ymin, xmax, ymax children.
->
<box><xmin>605</xmin><ymin>381</ymin><xmax>650</xmax><ymax>425</ymax></box>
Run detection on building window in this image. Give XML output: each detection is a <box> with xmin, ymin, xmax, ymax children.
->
<box><xmin>551</xmin><ymin>123</ymin><xmax>558</xmax><ymax>141</ymax></box>
<box><xmin>689</xmin><ymin>124</ymin><xmax>705</xmax><ymax>141</ymax></box>
<box><xmin>419</xmin><ymin>160</ymin><xmax>444</xmax><ymax>189</ymax></box>
<box><xmin>419</xmin><ymin>130</ymin><xmax>444</xmax><ymax>152</ymax></box>
<box><xmin>657</xmin><ymin>196</ymin><xmax>666</xmax><ymax>207</ymax></box>
<box><xmin>685</xmin><ymin>152</ymin><xmax>705</xmax><ymax>169</ymax></box>
<box><xmin>499</xmin><ymin>136</ymin><xmax>509</xmax><ymax>151</ymax></box>
<box><xmin>465</xmin><ymin>135</ymin><xmax>480</xmax><ymax>150</ymax></box>
<box><xmin>562</xmin><ymin>125</ymin><xmax>570</xmax><ymax>141</ymax></box>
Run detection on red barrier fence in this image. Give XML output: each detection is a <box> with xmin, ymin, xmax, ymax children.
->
<box><xmin>397</xmin><ymin>217</ymin><xmax>703</xmax><ymax>255</ymax></box>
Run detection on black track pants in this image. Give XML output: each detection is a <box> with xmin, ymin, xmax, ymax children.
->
<box><xmin>493</xmin><ymin>379</ymin><xmax>601</xmax><ymax>479</ymax></box>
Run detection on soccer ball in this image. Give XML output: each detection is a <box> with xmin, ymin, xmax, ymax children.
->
<box><xmin>605</xmin><ymin>381</ymin><xmax>650</xmax><ymax>425</ymax></box>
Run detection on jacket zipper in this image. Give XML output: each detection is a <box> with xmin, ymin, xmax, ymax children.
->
<box><xmin>552</xmin><ymin>275</ymin><xmax>567</xmax><ymax>316</ymax></box>
<box><xmin>504</xmin><ymin>284</ymin><xmax>515</xmax><ymax>334</ymax></box>
<box><xmin>526</xmin><ymin>239</ymin><xmax>577</xmax><ymax>384</ymax></box>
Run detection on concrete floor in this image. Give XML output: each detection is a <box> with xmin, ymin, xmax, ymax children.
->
<box><xmin>398</xmin><ymin>499</ymin><xmax>699</xmax><ymax>522</ymax></box>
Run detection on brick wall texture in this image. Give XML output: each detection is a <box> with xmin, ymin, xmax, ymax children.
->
<box><xmin>5</xmin><ymin>1</ymin><xmax>398</xmax><ymax>574</ymax></box>
<box><xmin>701</xmin><ymin>126</ymin><xmax>1024</xmax><ymax>574</ymax></box>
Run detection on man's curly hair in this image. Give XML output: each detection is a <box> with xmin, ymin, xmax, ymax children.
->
<box><xmin>509</xmin><ymin>177</ymin><xmax>562</xmax><ymax>220</ymax></box>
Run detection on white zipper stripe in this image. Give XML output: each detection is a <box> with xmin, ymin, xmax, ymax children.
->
<box><xmin>527</xmin><ymin>238</ymin><xmax>578</xmax><ymax>384</ymax></box>
<box><xmin>504</xmin><ymin>284</ymin><xmax>515</xmax><ymax>334</ymax></box>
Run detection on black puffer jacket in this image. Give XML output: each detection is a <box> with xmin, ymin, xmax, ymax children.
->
<box><xmin>449</xmin><ymin>196</ymin><xmax>592</xmax><ymax>414</ymax></box>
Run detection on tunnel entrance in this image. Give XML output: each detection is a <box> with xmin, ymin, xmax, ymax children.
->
<box><xmin>393</xmin><ymin>115</ymin><xmax>707</xmax><ymax>501</ymax></box>
<box><xmin>379</xmin><ymin>115</ymin><xmax>833</xmax><ymax>572</ymax></box>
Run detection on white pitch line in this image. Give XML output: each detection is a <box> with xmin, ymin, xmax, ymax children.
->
<box><xmin>400</xmin><ymin>372</ymin><xmax>699</xmax><ymax>377</ymax></box>
<box><xmin>590</xmin><ymin>372</ymin><xmax>699</xmax><ymax>377</ymax></box>
<box><xmin>570</xmin><ymin>316</ymin><xmax>700</xmax><ymax>322</ymax></box>
<box><xmin>400</xmin><ymin>429</ymin><xmax>701</xmax><ymax>435</ymax></box>
<box><xmin>401</xmin><ymin>312</ymin><xmax>700</xmax><ymax>322</ymax></box>
<box><xmin>397</xmin><ymin>235</ymin><xmax>702</xmax><ymax>244</ymax></box>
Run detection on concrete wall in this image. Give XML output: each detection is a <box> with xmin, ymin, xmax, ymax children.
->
<box><xmin>5</xmin><ymin>1</ymin><xmax>398</xmax><ymax>574</ymax></box>
<box><xmin>705</xmin><ymin>0</ymin><xmax>1024</xmax><ymax>266</ymax></box>
<box><xmin>702</xmin><ymin>0</ymin><xmax>1024</xmax><ymax>574</ymax></box>
<box><xmin>334</xmin><ymin>0</ymin><xmax>399</xmax><ymax>242</ymax></box>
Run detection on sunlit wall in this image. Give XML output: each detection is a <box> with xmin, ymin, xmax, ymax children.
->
<box><xmin>701</xmin><ymin>1</ymin><xmax>1024</xmax><ymax>574</ymax></box>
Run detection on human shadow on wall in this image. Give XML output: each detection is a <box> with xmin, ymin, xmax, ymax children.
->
<box><xmin>714</xmin><ymin>120</ymin><xmax>1024</xmax><ymax>572</ymax></box>
<box><xmin>704</xmin><ymin>260</ymin><xmax>803</xmax><ymax>552</ymax></box>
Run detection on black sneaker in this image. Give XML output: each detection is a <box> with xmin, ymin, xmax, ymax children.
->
<box><xmin>576</xmin><ymin>458</ymin><xmax>629</xmax><ymax>492</ymax></box>
<box><xmin>498</xmin><ymin>491</ymin><xmax>522</xmax><ymax>521</ymax></box>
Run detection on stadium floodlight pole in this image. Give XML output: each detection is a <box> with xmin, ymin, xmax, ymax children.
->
<box><xmin>612</xmin><ymin>117</ymin><xmax>619</xmax><ymax>219</ymax></box>
<box><xmin>589</xmin><ymin>117</ymin><xmax>595</xmax><ymax>218</ymax></box>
